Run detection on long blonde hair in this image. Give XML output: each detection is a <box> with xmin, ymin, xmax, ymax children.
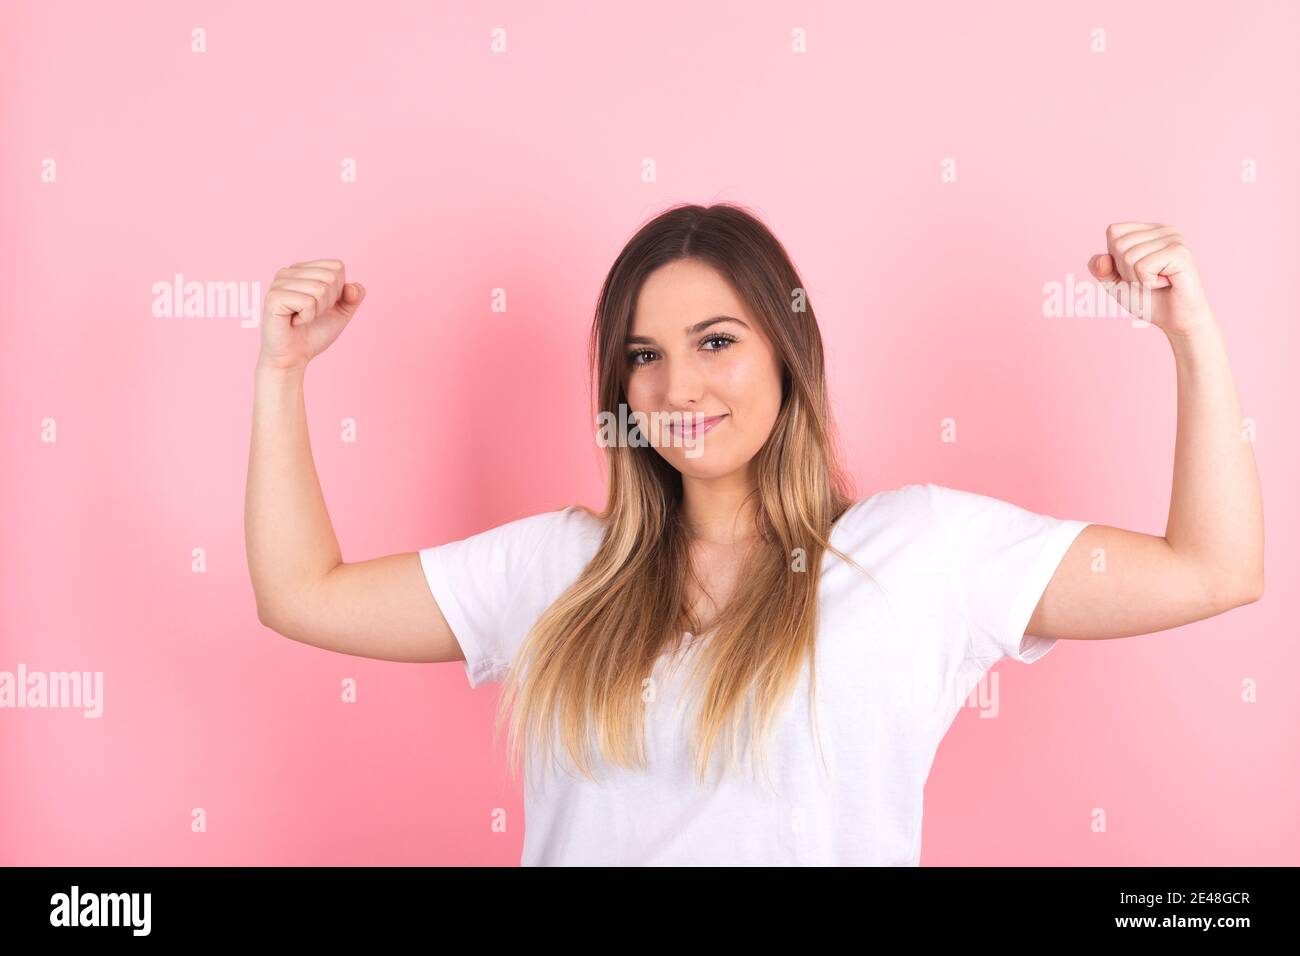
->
<box><xmin>494</xmin><ymin>202</ymin><xmax>882</xmax><ymax>792</ymax></box>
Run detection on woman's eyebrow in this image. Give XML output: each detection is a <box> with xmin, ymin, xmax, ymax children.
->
<box><xmin>625</xmin><ymin>315</ymin><xmax>749</xmax><ymax>345</ymax></box>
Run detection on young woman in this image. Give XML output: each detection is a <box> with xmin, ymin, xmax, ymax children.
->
<box><xmin>244</xmin><ymin>203</ymin><xmax>1263</xmax><ymax>866</ymax></box>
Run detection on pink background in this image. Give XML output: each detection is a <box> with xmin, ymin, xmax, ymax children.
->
<box><xmin>2</xmin><ymin>0</ymin><xmax>1296</xmax><ymax>865</ymax></box>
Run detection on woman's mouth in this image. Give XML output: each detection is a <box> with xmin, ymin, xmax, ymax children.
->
<box><xmin>668</xmin><ymin>414</ymin><xmax>727</xmax><ymax>438</ymax></box>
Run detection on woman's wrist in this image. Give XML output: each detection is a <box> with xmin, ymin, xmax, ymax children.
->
<box><xmin>255</xmin><ymin>359</ymin><xmax>307</xmax><ymax>384</ymax></box>
<box><xmin>1164</xmin><ymin>312</ymin><xmax>1222</xmax><ymax>354</ymax></box>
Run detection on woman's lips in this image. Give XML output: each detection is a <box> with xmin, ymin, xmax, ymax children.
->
<box><xmin>668</xmin><ymin>414</ymin><xmax>727</xmax><ymax>437</ymax></box>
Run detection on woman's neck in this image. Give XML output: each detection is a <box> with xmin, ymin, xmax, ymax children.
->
<box><xmin>680</xmin><ymin>474</ymin><xmax>761</xmax><ymax>547</ymax></box>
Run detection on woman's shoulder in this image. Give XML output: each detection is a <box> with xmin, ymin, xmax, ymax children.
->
<box><xmin>431</xmin><ymin>502</ymin><xmax>605</xmax><ymax>567</ymax></box>
<box><xmin>554</xmin><ymin>503</ymin><xmax>608</xmax><ymax>538</ymax></box>
<box><xmin>835</xmin><ymin>481</ymin><xmax>1079</xmax><ymax>550</ymax></box>
<box><xmin>492</xmin><ymin>502</ymin><xmax>605</xmax><ymax>532</ymax></box>
<box><xmin>527</xmin><ymin>503</ymin><xmax>607</xmax><ymax>559</ymax></box>
<box><xmin>834</xmin><ymin>482</ymin><xmax>938</xmax><ymax>532</ymax></box>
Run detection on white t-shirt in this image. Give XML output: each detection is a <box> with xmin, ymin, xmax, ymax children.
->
<box><xmin>418</xmin><ymin>482</ymin><xmax>1091</xmax><ymax>865</ymax></box>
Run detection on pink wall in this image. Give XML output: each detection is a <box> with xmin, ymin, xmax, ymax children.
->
<box><xmin>1</xmin><ymin>0</ymin><xmax>1295</xmax><ymax>865</ymax></box>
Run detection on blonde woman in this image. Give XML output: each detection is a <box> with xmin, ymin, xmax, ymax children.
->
<box><xmin>244</xmin><ymin>203</ymin><xmax>1263</xmax><ymax>866</ymax></box>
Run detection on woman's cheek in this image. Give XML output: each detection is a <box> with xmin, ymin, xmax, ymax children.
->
<box><xmin>714</xmin><ymin>352</ymin><xmax>755</xmax><ymax>391</ymax></box>
<box><xmin>721</xmin><ymin>350</ymin><xmax>781</xmax><ymax>404</ymax></box>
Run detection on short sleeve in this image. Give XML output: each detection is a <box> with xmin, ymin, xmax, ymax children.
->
<box><xmin>418</xmin><ymin>507</ymin><xmax>596</xmax><ymax>689</ymax></box>
<box><xmin>926</xmin><ymin>483</ymin><xmax>1091</xmax><ymax>666</ymax></box>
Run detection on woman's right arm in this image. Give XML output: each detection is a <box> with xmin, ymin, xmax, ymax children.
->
<box><xmin>244</xmin><ymin>259</ymin><xmax>465</xmax><ymax>664</ymax></box>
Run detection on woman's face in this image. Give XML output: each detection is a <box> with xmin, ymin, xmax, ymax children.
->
<box><xmin>622</xmin><ymin>258</ymin><xmax>784</xmax><ymax>480</ymax></box>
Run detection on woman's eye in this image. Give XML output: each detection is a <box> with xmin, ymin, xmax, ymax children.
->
<box><xmin>626</xmin><ymin>335</ymin><xmax>735</xmax><ymax>368</ymax></box>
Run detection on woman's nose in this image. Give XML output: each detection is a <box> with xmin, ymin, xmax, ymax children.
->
<box><xmin>664</xmin><ymin>355</ymin><xmax>706</xmax><ymax>407</ymax></box>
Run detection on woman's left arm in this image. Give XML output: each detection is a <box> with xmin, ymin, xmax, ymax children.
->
<box><xmin>1027</xmin><ymin>222</ymin><xmax>1265</xmax><ymax>641</ymax></box>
